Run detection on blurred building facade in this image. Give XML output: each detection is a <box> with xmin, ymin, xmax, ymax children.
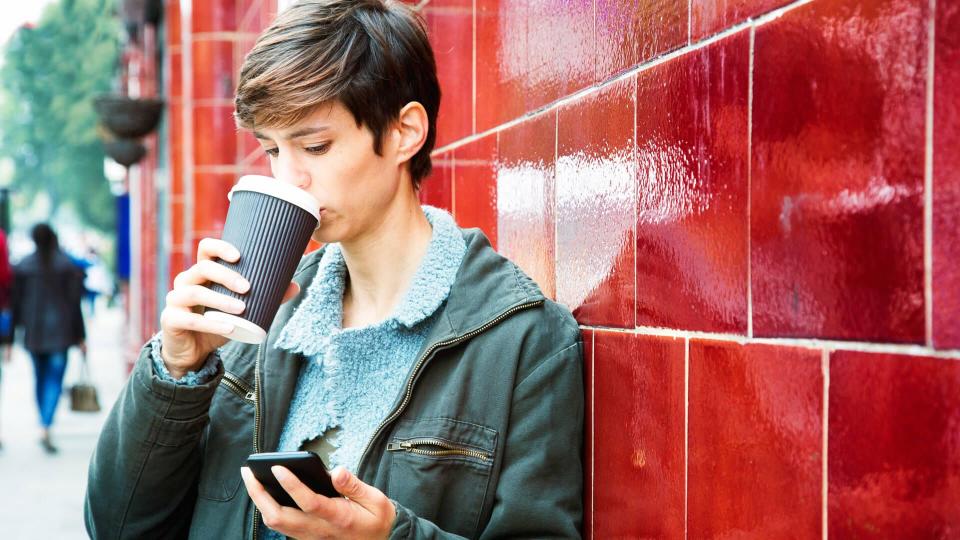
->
<box><xmin>116</xmin><ymin>0</ymin><xmax>959</xmax><ymax>536</ymax></box>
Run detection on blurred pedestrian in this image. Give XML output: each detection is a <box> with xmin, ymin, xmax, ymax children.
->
<box><xmin>11</xmin><ymin>224</ymin><xmax>86</xmax><ymax>454</ymax></box>
<box><xmin>0</xmin><ymin>228</ymin><xmax>12</xmax><ymax>451</ymax></box>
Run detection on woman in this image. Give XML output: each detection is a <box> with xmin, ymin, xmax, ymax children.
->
<box><xmin>12</xmin><ymin>223</ymin><xmax>86</xmax><ymax>454</ymax></box>
<box><xmin>86</xmin><ymin>1</ymin><xmax>584</xmax><ymax>538</ymax></box>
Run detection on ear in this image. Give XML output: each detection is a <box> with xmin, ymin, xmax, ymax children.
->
<box><xmin>393</xmin><ymin>101</ymin><xmax>428</xmax><ymax>167</ymax></box>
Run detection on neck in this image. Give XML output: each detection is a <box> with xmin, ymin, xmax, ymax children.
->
<box><xmin>340</xmin><ymin>194</ymin><xmax>433</xmax><ymax>326</ymax></box>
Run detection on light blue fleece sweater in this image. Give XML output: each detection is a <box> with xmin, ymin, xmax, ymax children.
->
<box><xmin>271</xmin><ymin>205</ymin><xmax>465</xmax><ymax>472</ymax></box>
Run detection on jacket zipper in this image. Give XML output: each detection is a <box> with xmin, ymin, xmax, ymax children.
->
<box><xmin>221</xmin><ymin>371</ymin><xmax>256</xmax><ymax>404</ymax></box>
<box><xmin>387</xmin><ymin>438</ymin><xmax>492</xmax><ymax>462</ymax></box>
<box><xmin>356</xmin><ymin>299</ymin><xmax>544</xmax><ymax>472</ymax></box>
<box><xmin>252</xmin><ymin>344</ymin><xmax>263</xmax><ymax>540</ymax></box>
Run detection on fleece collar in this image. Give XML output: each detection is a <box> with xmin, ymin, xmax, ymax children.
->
<box><xmin>274</xmin><ymin>206</ymin><xmax>467</xmax><ymax>356</ymax></box>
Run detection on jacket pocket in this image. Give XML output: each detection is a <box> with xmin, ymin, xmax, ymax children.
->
<box><xmin>197</xmin><ymin>373</ymin><xmax>255</xmax><ymax>502</ymax></box>
<box><xmin>386</xmin><ymin>417</ymin><xmax>498</xmax><ymax>537</ymax></box>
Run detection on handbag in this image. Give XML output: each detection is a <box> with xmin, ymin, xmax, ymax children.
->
<box><xmin>70</xmin><ymin>350</ymin><xmax>101</xmax><ymax>412</ymax></box>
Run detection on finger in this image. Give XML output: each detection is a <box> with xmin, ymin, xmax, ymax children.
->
<box><xmin>161</xmin><ymin>308</ymin><xmax>234</xmax><ymax>336</ymax></box>
<box><xmin>280</xmin><ymin>282</ymin><xmax>301</xmax><ymax>304</ymax></box>
<box><xmin>272</xmin><ymin>466</ymin><xmax>339</xmax><ymax>518</ymax></box>
<box><xmin>197</xmin><ymin>238</ymin><xmax>241</xmax><ymax>263</ymax></box>
<box><xmin>166</xmin><ymin>285</ymin><xmax>246</xmax><ymax>314</ymax></box>
<box><xmin>330</xmin><ymin>467</ymin><xmax>391</xmax><ymax>516</ymax></box>
<box><xmin>174</xmin><ymin>260</ymin><xmax>250</xmax><ymax>293</ymax></box>
<box><xmin>240</xmin><ymin>468</ymin><xmax>304</xmax><ymax>535</ymax></box>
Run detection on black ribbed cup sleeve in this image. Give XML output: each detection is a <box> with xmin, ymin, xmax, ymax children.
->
<box><xmin>206</xmin><ymin>190</ymin><xmax>318</xmax><ymax>334</ymax></box>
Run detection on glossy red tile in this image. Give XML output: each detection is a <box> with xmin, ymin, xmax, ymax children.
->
<box><xmin>192</xmin><ymin>173</ymin><xmax>234</xmax><ymax>233</ymax></box>
<box><xmin>636</xmin><ymin>31</ymin><xmax>749</xmax><ymax>333</ymax></box>
<box><xmin>167</xmin><ymin>51</ymin><xmax>183</xmax><ymax>99</ymax></box>
<box><xmin>165</xmin><ymin>0</ymin><xmax>181</xmax><ymax>47</ymax></box>
<box><xmin>453</xmin><ymin>134</ymin><xmax>498</xmax><ymax>248</ymax></box>
<box><xmin>688</xmin><ymin>341</ymin><xmax>822</xmax><ymax>538</ymax></box>
<box><xmin>582</xmin><ymin>330</ymin><xmax>594</xmax><ymax>540</ymax></box>
<box><xmin>525</xmin><ymin>0</ymin><xmax>594</xmax><ymax>111</ymax></box>
<box><xmin>595</xmin><ymin>0</ymin><xmax>689</xmax><ymax>81</ymax></box>
<box><xmin>751</xmin><ymin>0</ymin><xmax>927</xmax><ymax>342</ymax></box>
<box><xmin>691</xmin><ymin>0</ymin><xmax>790</xmax><ymax>41</ymax></box>
<box><xmin>496</xmin><ymin>112</ymin><xmax>556</xmax><ymax>299</ymax></box>
<box><xmin>592</xmin><ymin>331</ymin><xmax>684</xmax><ymax>539</ymax></box>
<box><xmin>419</xmin><ymin>153</ymin><xmax>453</xmax><ymax>212</ymax></box>
<box><xmin>934</xmin><ymin>0</ymin><xmax>960</xmax><ymax>348</ymax></box>
<box><xmin>557</xmin><ymin>79</ymin><xmax>636</xmax><ymax>328</ymax></box>
<box><xmin>476</xmin><ymin>0</ymin><xmax>526</xmax><ymax>131</ymax></box>
<box><xmin>171</xmin><ymin>199</ymin><xmax>185</xmax><ymax>248</ymax></box>
<box><xmin>424</xmin><ymin>0</ymin><xmax>473</xmax><ymax>147</ymax></box>
<box><xmin>191</xmin><ymin>0</ymin><xmax>237</xmax><ymax>33</ymax></box>
<box><xmin>829</xmin><ymin>351</ymin><xmax>960</xmax><ymax>537</ymax></box>
<box><xmin>192</xmin><ymin>105</ymin><xmax>238</xmax><ymax>166</ymax></box>
<box><xmin>191</xmin><ymin>39</ymin><xmax>235</xmax><ymax>100</ymax></box>
<box><xmin>476</xmin><ymin>0</ymin><xmax>593</xmax><ymax>132</ymax></box>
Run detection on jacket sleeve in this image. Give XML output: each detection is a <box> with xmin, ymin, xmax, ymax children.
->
<box><xmin>389</xmin><ymin>340</ymin><xmax>585</xmax><ymax>540</ymax></box>
<box><xmin>84</xmin><ymin>341</ymin><xmax>223</xmax><ymax>540</ymax></box>
<box><xmin>71</xmin><ymin>267</ymin><xmax>86</xmax><ymax>344</ymax></box>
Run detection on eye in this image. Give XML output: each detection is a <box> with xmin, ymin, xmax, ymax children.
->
<box><xmin>263</xmin><ymin>147</ymin><xmax>279</xmax><ymax>157</ymax></box>
<box><xmin>304</xmin><ymin>143</ymin><xmax>331</xmax><ymax>155</ymax></box>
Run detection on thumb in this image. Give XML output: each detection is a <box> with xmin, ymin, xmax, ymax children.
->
<box><xmin>331</xmin><ymin>467</ymin><xmax>378</xmax><ymax>508</ymax></box>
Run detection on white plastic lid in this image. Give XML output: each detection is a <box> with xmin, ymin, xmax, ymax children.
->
<box><xmin>228</xmin><ymin>175</ymin><xmax>321</xmax><ymax>221</ymax></box>
<box><xmin>203</xmin><ymin>311</ymin><xmax>268</xmax><ymax>344</ymax></box>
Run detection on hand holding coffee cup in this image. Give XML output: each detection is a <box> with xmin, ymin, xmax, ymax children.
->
<box><xmin>159</xmin><ymin>175</ymin><xmax>320</xmax><ymax>378</ymax></box>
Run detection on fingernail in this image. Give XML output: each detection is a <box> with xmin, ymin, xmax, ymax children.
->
<box><xmin>271</xmin><ymin>466</ymin><xmax>288</xmax><ymax>481</ymax></box>
<box><xmin>217</xmin><ymin>322</ymin><xmax>234</xmax><ymax>334</ymax></box>
<box><xmin>240</xmin><ymin>467</ymin><xmax>251</xmax><ymax>480</ymax></box>
<box><xmin>236</xmin><ymin>279</ymin><xmax>250</xmax><ymax>293</ymax></box>
<box><xmin>230</xmin><ymin>299</ymin><xmax>245</xmax><ymax>313</ymax></box>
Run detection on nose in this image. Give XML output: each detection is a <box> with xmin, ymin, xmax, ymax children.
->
<box><xmin>273</xmin><ymin>151</ymin><xmax>311</xmax><ymax>190</ymax></box>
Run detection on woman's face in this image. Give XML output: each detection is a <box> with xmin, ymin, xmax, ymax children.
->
<box><xmin>253</xmin><ymin>101</ymin><xmax>404</xmax><ymax>245</ymax></box>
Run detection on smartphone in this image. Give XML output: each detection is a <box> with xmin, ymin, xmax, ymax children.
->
<box><xmin>245</xmin><ymin>451</ymin><xmax>339</xmax><ymax>508</ymax></box>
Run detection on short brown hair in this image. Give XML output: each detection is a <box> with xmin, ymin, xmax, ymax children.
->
<box><xmin>235</xmin><ymin>0</ymin><xmax>441</xmax><ymax>185</ymax></box>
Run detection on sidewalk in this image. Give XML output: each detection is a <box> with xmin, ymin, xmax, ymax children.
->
<box><xmin>0</xmin><ymin>304</ymin><xmax>129</xmax><ymax>539</ymax></box>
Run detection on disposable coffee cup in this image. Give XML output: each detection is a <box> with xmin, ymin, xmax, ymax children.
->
<box><xmin>203</xmin><ymin>175</ymin><xmax>320</xmax><ymax>344</ymax></box>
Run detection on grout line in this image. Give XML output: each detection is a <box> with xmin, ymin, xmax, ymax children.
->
<box><xmin>472</xmin><ymin>0</ymin><xmax>477</xmax><ymax>136</ymax></box>
<box><xmin>924</xmin><ymin>0</ymin><xmax>936</xmax><ymax>348</ymax></box>
<box><xmin>747</xmin><ymin>26</ymin><xmax>755</xmax><ymax>339</ymax></box>
<box><xmin>590</xmin><ymin>330</ymin><xmax>595</xmax><ymax>540</ymax></box>
<box><xmin>684</xmin><ymin>337</ymin><xmax>690</xmax><ymax>540</ymax></box>
<box><xmin>821</xmin><ymin>348</ymin><xmax>830</xmax><ymax>540</ymax></box>
<box><xmin>633</xmin><ymin>73</ymin><xmax>639</xmax><ymax>328</ymax></box>
<box><xmin>575</xmin><ymin>324</ymin><xmax>960</xmax><ymax>358</ymax></box>
<box><xmin>432</xmin><ymin>0</ymin><xmax>816</xmax><ymax>157</ymax></box>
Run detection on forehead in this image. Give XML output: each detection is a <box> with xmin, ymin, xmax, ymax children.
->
<box><xmin>253</xmin><ymin>101</ymin><xmax>354</xmax><ymax>140</ymax></box>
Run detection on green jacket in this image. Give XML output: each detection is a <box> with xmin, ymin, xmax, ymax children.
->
<box><xmin>85</xmin><ymin>229</ymin><xmax>584</xmax><ymax>539</ymax></box>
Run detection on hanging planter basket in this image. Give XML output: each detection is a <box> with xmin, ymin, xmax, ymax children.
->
<box><xmin>94</xmin><ymin>95</ymin><xmax>165</xmax><ymax>139</ymax></box>
<box><xmin>103</xmin><ymin>139</ymin><xmax>147</xmax><ymax>168</ymax></box>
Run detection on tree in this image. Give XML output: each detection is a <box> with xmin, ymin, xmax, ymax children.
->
<box><xmin>0</xmin><ymin>0</ymin><xmax>121</xmax><ymax>232</ymax></box>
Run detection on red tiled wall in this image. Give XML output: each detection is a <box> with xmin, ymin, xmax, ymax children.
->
<box><xmin>143</xmin><ymin>0</ymin><xmax>960</xmax><ymax>534</ymax></box>
<box><xmin>425</xmin><ymin>0</ymin><xmax>960</xmax><ymax>536</ymax></box>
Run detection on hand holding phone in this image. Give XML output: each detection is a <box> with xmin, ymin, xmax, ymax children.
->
<box><xmin>245</xmin><ymin>451</ymin><xmax>339</xmax><ymax>508</ymax></box>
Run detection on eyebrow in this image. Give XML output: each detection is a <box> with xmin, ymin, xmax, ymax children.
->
<box><xmin>253</xmin><ymin>126</ymin><xmax>330</xmax><ymax>140</ymax></box>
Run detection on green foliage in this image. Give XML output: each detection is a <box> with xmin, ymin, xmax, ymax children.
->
<box><xmin>0</xmin><ymin>0</ymin><xmax>121</xmax><ymax>232</ymax></box>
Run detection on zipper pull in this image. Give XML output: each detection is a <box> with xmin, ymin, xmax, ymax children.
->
<box><xmin>245</xmin><ymin>391</ymin><xmax>256</xmax><ymax>402</ymax></box>
<box><xmin>386</xmin><ymin>441</ymin><xmax>409</xmax><ymax>452</ymax></box>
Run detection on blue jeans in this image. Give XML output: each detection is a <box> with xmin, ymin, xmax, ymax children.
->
<box><xmin>30</xmin><ymin>350</ymin><xmax>68</xmax><ymax>428</ymax></box>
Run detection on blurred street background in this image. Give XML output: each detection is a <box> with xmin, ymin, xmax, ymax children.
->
<box><xmin>0</xmin><ymin>303</ymin><xmax>125</xmax><ymax>539</ymax></box>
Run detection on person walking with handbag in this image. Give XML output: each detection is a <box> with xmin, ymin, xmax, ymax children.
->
<box><xmin>11</xmin><ymin>223</ymin><xmax>86</xmax><ymax>454</ymax></box>
<box><xmin>0</xmin><ymin>228</ymin><xmax>12</xmax><ymax>451</ymax></box>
